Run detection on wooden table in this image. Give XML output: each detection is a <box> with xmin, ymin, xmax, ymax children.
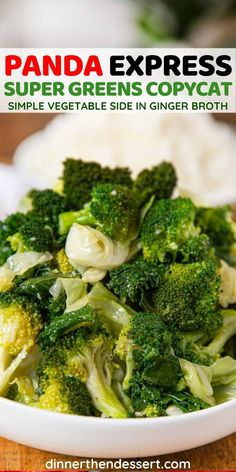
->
<box><xmin>0</xmin><ymin>114</ymin><xmax>236</xmax><ymax>471</ymax></box>
<box><xmin>0</xmin><ymin>434</ymin><xmax>236</xmax><ymax>470</ymax></box>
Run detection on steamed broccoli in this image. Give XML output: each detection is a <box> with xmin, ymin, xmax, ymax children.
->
<box><xmin>140</xmin><ymin>197</ymin><xmax>199</xmax><ymax>263</ymax></box>
<box><xmin>172</xmin><ymin>331</ymin><xmax>214</xmax><ymax>366</ymax></box>
<box><xmin>178</xmin><ymin>234</ymin><xmax>213</xmax><ymax>263</ymax></box>
<box><xmin>0</xmin><ymin>212</ymin><xmax>26</xmax><ymax>265</ymax></box>
<box><xmin>7</xmin><ymin>372</ymin><xmax>94</xmax><ymax>415</ymax></box>
<box><xmin>196</xmin><ymin>205</ymin><xmax>236</xmax><ymax>265</ymax></box>
<box><xmin>8</xmin><ymin>216</ymin><xmax>53</xmax><ymax>253</ymax></box>
<box><xmin>152</xmin><ymin>260</ymin><xmax>222</xmax><ymax>334</ymax></box>
<box><xmin>28</xmin><ymin>189</ymin><xmax>67</xmax><ymax>230</ymax></box>
<box><xmin>173</xmin><ymin>310</ymin><xmax>236</xmax><ymax>366</ymax></box>
<box><xmin>128</xmin><ymin>311</ymin><xmax>180</xmax><ymax>385</ymax></box>
<box><xmin>2</xmin><ymin>158</ymin><xmax>236</xmax><ymax>418</ymax></box>
<box><xmin>133</xmin><ymin>162</ymin><xmax>177</xmax><ymax>208</ymax></box>
<box><xmin>107</xmin><ymin>258</ymin><xmax>163</xmax><ymax>308</ymax></box>
<box><xmin>36</xmin><ymin>374</ymin><xmax>94</xmax><ymax>415</ymax></box>
<box><xmin>128</xmin><ymin>371</ymin><xmax>209</xmax><ymax>417</ymax></box>
<box><xmin>37</xmin><ymin>329</ymin><xmax>128</xmax><ymax>418</ymax></box>
<box><xmin>62</xmin><ymin>158</ymin><xmax>133</xmax><ymax>210</ymax></box>
<box><xmin>8</xmin><ymin>190</ymin><xmax>67</xmax><ymax>254</ymax></box>
<box><xmin>116</xmin><ymin>311</ymin><xmax>180</xmax><ymax>392</ymax></box>
<box><xmin>59</xmin><ymin>183</ymin><xmax>139</xmax><ymax>243</ymax></box>
<box><xmin>0</xmin><ymin>292</ymin><xmax>42</xmax><ymax>395</ymax></box>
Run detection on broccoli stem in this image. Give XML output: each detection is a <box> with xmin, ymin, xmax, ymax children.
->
<box><xmin>59</xmin><ymin>209</ymin><xmax>96</xmax><ymax>235</ymax></box>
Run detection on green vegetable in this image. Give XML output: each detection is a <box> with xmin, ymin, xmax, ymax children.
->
<box><xmin>0</xmin><ymin>292</ymin><xmax>42</xmax><ymax>395</ymax></box>
<box><xmin>0</xmin><ymin>158</ymin><xmax>236</xmax><ymax>418</ymax></box>
<box><xmin>36</xmin><ymin>374</ymin><xmax>94</xmax><ymax>415</ymax></box>
<box><xmin>9</xmin><ymin>217</ymin><xmax>53</xmax><ymax>253</ymax></box>
<box><xmin>107</xmin><ymin>257</ymin><xmax>163</xmax><ymax>308</ymax></box>
<box><xmin>196</xmin><ymin>205</ymin><xmax>236</xmax><ymax>266</ymax></box>
<box><xmin>140</xmin><ymin>197</ymin><xmax>199</xmax><ymax>263</ymax></box>
<box><xmin>38</xmin><ymin>304</ymin><xmax>97</xmax><ymax>348</ymax></box>
<box><xmin>37</xmin><ymin>330</ymin><xmax>128</xmax><ymax>418</ymax></box>
<box><xmin>152</xmin><ymin>260</ymin><xmax>222</xmax><ymax>334</ymax></box>
<box><xmin>59</xmin><ymin>183</ymin><xmax>139</xmax><ymax>243</ymax></box>
<box><xmin>0</xmin><ymin>213</ymin><xmax>26</xmax><ymax>265</ymax></box>
<box><xmin>133</xmin><ymin>161</ymin><xmax>177</xmax><ymax>208</ymax></box>
<box><xmin>62</xmin><ymin>158</ymin><xmax>132</xmax><ymax>210</ymax></box>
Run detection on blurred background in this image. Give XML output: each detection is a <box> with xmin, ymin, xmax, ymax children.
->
<box><xmin>0</xmin><ymin>0</ymin><xmax>235</xmax><ymax>217</ymax></box>
<box><xmin>0</xmin><ymin>0</ymin><xmax>236</xmax><ymax>47</ymax></box>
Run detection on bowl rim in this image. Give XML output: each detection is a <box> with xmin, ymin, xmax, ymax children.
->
<box><xmin>1</xmin><ymin>395</ymin><xmax>236</xmax><ymax>425</ymax></box>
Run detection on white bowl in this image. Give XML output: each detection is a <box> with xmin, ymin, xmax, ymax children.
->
<box><xmin>0</xmin><ymin>396</ymin><xmax>236</xmax><ymax>457</ymax></box>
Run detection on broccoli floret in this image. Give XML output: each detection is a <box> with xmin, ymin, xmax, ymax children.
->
<box><xmin>0</xmin><ymin>213</ymin><xmax>26</xmax><ymax>265</ymax></box>
<box><xmin>173</xmin><ymin>310</ymin><xmax>236</xmax><ymax>365</ymax></box>
<box><xmin>140</xmin><ymin>197</ymin><xmax>199</xmax><ymax>263</ymax></box>
<box><xmin>133</xmin><ymin>162</ymin><xmax>177</xmax><ymax>208</ymax></box>
<box><xmin>101</xmin><ymin>166</ymin><xmax>133</xmax><ymax>187</ymax></box>
<box><xmin>59</xmin><ymin>183</ymin><xmax>139</xmax><ymax>243</ymax></box>
<box><xmin>9</xmin><ymin>190</ymin><xmax>67</xmax><ymax>253</ymax></box>
<box><xmin>152</xmin><ymin>260</ymin><xmax>222</xmax><ymax>334</ymax></box>
<box><xmin>37</xmin><ymin>330</ymin><xmax>128</xmax><ymax>418</ymax></box>
<box><xmin>116</xmin><ymin>311</ymin><xmax>180</xmax><ymax>391</ymax></box>
<box><xmin>129</xmin><ymin>311</ymin><xmax>179</xmax><ymax>385</ymax></box>
<box><xmin>0</xmin><ymin>292</ymin><xmax>42</xmax><ymax>395</ymax></box>
<box><xmin>9</xmin><ymin>216</ymin><xmax>53</xmax><ymax>253</ymax></box>
<box><xmin>38</xmin><ymin>304</ymin><xmax>97</xmax><ymax>348</ymax></box>
<box><xmin>36</xmin><ymin>374</ymin><xmax>94</xmax><ymax>415</ymax></box>
<box><xmin>196</xmin><ymin>206</ymin><xmax>236</xmax><ymax>266</ymax></box>
<box><xmin>172</xmin><ymin>331</ymin><xmax>214</xmax><ymax>366</ymax></box>
<box><xmin>178</xmin><ymin>234</ymin><xmax>214</xmax><ymax>263</ymax></box>
<box><xmin>29</xmin><ymin>189</ymin><xmax>67</xmax><ymax>231</ymax></box>
<box><xmin>62</xmin><ymin>159</ymin><xmax>102</xmax><ymax>210</ymax></box>
<box><xmin>62</xmin><ymin>158</ymin><xmax>132</xmax><ymax>210</ymax></box>
<box><xmin>107</xmin><ymin>258</ymin><xmax>163</xmax><ymax>308</ymax></box>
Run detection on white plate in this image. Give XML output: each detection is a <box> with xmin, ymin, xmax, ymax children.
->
<box><xmin>0</xmin><ymin>396</ymin><xmax>236</xmax><ymax>457</ymax></box>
